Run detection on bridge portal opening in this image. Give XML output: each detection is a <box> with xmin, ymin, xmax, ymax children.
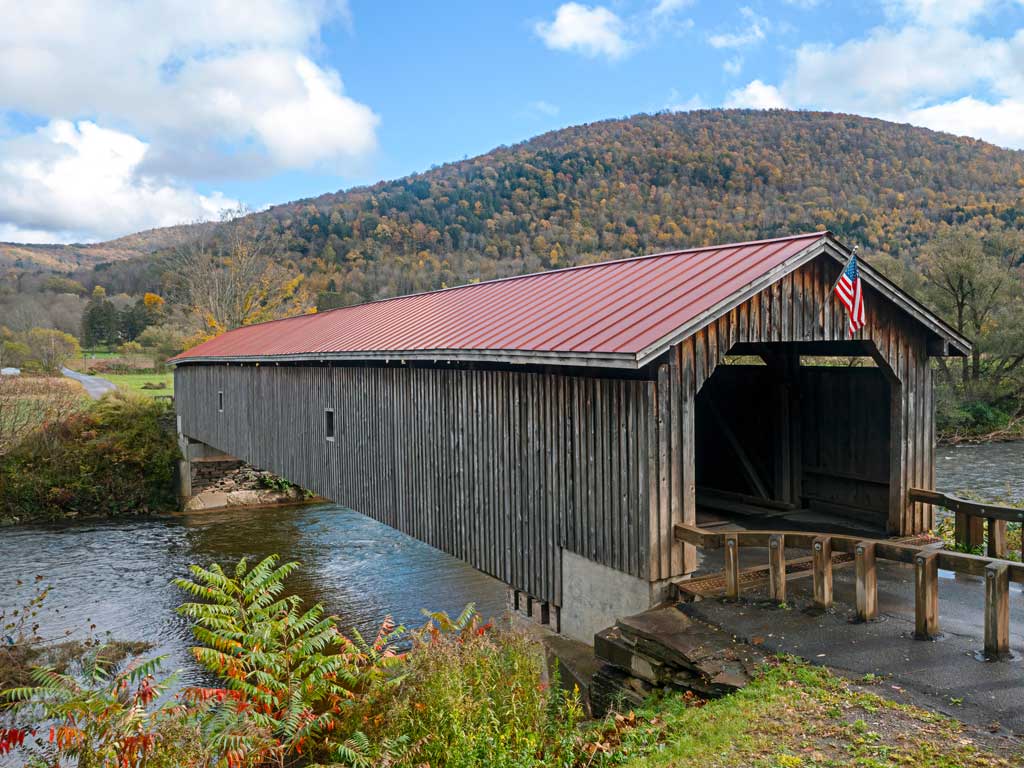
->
<box><xmin>694</xmin><ymin>342</ymin><xmax>893</xmax><ymax>536</ymax></box>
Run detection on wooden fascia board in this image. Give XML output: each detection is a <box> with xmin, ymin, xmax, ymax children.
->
<box><xmin>169</xmin><ymin>347</ymin><xmax>640</xmax><ymax>370</ymax></box>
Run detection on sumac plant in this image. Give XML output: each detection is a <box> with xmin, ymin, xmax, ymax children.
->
<box><xmin>1</xmin><ymin>648</ymin><xmax>204</xmax><ymax>767</ymax></box>
<box><xmin>173</xmin><ymin>555</ymin><xmax>407</xmax><ymax>768</ymax></box>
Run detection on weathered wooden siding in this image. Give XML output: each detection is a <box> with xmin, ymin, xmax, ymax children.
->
<box><xmin>176</xmin><ymin>364</ymin><xmax>660</xmax><ymax>608</ymax></box>
<box><xmin>656</xmin><ymin>254</ymin><xmax>936</xmax><ymax>579</ymax></box>
<box><xmin>799</xmin><ymin>367</ymin><xmax>892</xmax><ymax>528</ymax></box>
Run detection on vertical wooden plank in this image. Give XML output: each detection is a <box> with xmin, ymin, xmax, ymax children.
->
<box><xmin>669</xmin><ymin>348</ymin><xmax>684</xmax><ymax>575</ymax></box>
<box><xmin>914</xmin><ymin>551</ymin><xmax>939</xmax><ymax>640</ymax></box>
<box><xmin>780</xmin><ymin>272</ymin><xmax>792</xmax><ymax>341</ymax></box>
<box><xmin>812</xmin><ymin>535</ymin><xmax>832</xmax><ymax>609</ymax></box>
<box><xmin>679</xmin><ymin>339</ymin><xmax>698</xmax><ymax>573</ymax></box>
<box><xmin>626</xmin><ymin>381</ymin><xmax>638</xmax><ymax>576</ymax></box>
<box><xmin>768</xmin><ymin>534</ymin><xmax>786</xmax><ymax>603</ymax></box>
<box><xmin>985</xmin><ymin>562</ymin><xmax>1010</xmax><ymax>660</ymax></box>
<box><xmin>888</xmin><ymin>361</ymin><xmax>905</xmax><ymax>535</ymax></box>
<box><xmin>657</xmin><ymin>364</ymin><xmax>671</xmax><ymax>580</ymax></box>
<box><xmin>988</xmin><ymin>519</ymin><xmax>1008</xmax><ymax>559</ymax></box>
<box><xmin>617</xmin><ymin>379</ymin><xmax>629</xmax><ymax>575</ymax></box>
<box><xmin>645</xmin><ymin>380</ymin><xmax>660</xmax><ymax>582</ymax></box>
<box><xmin>855</xmin><ymin>542</ymin><xmax>878</xmax><ymax>622</ymax></box>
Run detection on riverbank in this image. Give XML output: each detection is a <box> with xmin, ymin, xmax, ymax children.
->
<box><xmin>938</xmin><ymin>417</ymin><xmax>1024</xmax><ymax>446</ymax></box>
<box><xmin>0</xmin><ymin>392</ymin><xmax>179</xmax><ymax>526</ymax></box>
<box><xmin>3</xmin><ymin>556</ymin><xmax>1019</xmax><ymax>767</ymax></box>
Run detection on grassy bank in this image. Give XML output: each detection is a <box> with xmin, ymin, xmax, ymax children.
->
<box><xmin>605</xmin><ymin>661</ymin><xmax>1017</xmax><ymax>767</ymax></box>
<box><xmin>102</xmin><ymin>371</ymin><xmax>174</xmax><ymax>397</ymax></box>
<box><xmin>0</xmin><ymin>392</ymin><xmax>179</xmax><ymax>523</ymax></box>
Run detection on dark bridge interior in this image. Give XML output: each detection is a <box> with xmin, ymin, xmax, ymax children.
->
<box><xmin>695</xmin><ymin>343</ymin><xmax>892</xmax><ymax>536</ymax></box>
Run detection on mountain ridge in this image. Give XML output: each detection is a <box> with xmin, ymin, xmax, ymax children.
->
<box><xmin>5</xmin><ymin>110</ymin><xmax>1024</xmax><ymax>295</ymax></box>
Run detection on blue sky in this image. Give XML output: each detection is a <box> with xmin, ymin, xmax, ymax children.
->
<box><xmin>2</xmin><ymin>0</ymin><xmax>1024</xmax><ymax>243</ymax></box>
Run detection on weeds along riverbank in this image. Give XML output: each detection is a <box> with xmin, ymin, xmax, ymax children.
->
<box><xmin>0</xmin><ymin>391</ymin><xmax>179</xmax><ymax>525</ymax></box>
<box><xmin>2</xmin><ymin>556</ymin><xmax>1020</xmax><ymax>768</ymax></box>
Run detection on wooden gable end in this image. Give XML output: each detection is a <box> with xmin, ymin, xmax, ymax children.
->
<box><xmin>650</xmin><ymin>253</ymin><xmax>936</xmax><ymax>579</ymax></box>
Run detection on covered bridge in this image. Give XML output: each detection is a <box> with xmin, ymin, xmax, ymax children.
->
<box><xmin>171</xmin><ymin>231</ymin><xmax>970</xmax><ymax>641</ymax></box>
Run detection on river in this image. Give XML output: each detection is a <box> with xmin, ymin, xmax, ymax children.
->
<box><xmin>1</xmin><ymin>442</ymin><xmax>1021</xmax><ymax>683</ymax></box>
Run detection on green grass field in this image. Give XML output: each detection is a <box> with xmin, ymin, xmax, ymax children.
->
<box><xmin>103</xmin><ymin>371</ymin><xmax>174</xmax><ymax>397</ymax></box>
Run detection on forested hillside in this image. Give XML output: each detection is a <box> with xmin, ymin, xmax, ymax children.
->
<box><xmin>240</xmin><ymin>109</ymin><xmax>1024</xmax><ymax>306</ymax></box>
<box><xmin>9</xmin><ymin>109</ymin><xmax>1024</xmax><ymax>300</ymax></box>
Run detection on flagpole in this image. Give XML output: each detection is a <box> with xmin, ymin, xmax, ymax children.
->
<box><xmin>830</xmin><ymin>245</ymin><xmax>858</xmax><ymax>297</ymax></box>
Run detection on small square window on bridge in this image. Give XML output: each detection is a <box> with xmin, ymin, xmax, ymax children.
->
<box><xmin>324</xmin><ymin>409</ymin><xmax>335</xmax><ymax>441</ymax></box>
<box><xmin>217</xmin><ymin>391</ymin><xmax>223</xmax><ymax>412</ymax></box>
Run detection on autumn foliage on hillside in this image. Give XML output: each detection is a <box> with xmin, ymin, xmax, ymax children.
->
<box><xmin>222</xmin><ymin>110</ymin><xmax>1024</xmax><ymax>307</ymax></box>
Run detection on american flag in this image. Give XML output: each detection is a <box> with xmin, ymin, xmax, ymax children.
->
<box><xmin>834</xmin><ymin>251</ymin><xmax>866</xmax><ymax>336</ymax></box>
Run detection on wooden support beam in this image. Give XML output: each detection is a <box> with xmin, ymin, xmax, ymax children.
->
<box><xmin>724</xmin><ymin>533</ymin><xmax>740</xmax><ymax>600</ymax></box>
<box><xmin>812</xmin><ymin>535</ymin><xmax>832</xmax><ymax>609</ymax></box>
<box><xmin>914</xmin><ymin>551</ymin><xmax>939</xmax><ymax>640</ymax></box>
<box><xmin>768</xmin><ymin>533</ymin><xmax>786</xmax><ymax>603</ymax></box>
<box><xmin>855</xmin><ymin>541</ymin><xmax>878</xmax><ymax>622</ymax></box>
<box><xmin>984</xmin><ymin>562</ymin><xmax>1010</xmax><ymax>660</ymax></box>
<box><xmin>955</xmin><ymin>512</ymin><xmax>985</xmax><ymax>551</ymax></box>
<box><xmin>705</xmin><ymin>396</ymin><xmax>770</xmax><ymax>500</ymax></box>
<box><xmin>988</xmin><ymin>519</ymin><xmax>1007</xmax><ymax>560</ymax></box>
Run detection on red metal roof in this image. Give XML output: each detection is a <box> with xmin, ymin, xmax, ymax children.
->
<box><xmin>172</xmin><ymin>231</ymin><xmax>831</xmax><ymax>368</ymax></box>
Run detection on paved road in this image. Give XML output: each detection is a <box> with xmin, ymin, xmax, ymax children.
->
<box><xmin>61</xmin><ymin>366</ymin><xmax>117</xmax><ymax>399</ymax></box>
<box><xmin>684</xmin><ymin>549</ymin><xmax>1024</xmax><ymax>734</ymax></box>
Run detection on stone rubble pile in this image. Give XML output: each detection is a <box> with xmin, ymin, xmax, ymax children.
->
<box><xmin>590</xmin><ymin>605</ymin><xmax>764</xmax><ymax>716</ymax></box>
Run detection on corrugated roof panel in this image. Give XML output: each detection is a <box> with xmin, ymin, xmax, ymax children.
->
<box><xmin>172</xmin><ymin>231</ymin><xmax>830</xmax><ymax>364</ymax></box>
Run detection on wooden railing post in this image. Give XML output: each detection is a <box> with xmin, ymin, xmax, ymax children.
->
<box><xmin>855</xmin><ymin>541</ymin><xmax>877</xmax><ymax>622</ymax></box>
<box><xmin>914</xmin><ymin>551</ymin><xmax>939</xmax><ymax>640</ymax></box>
<box><xmin>987</xmin><ymin>519</ymin><xmax>1007</xmax><ymax>559</ymax></box>
<box><xmin>768</xmin><ymin>534</ymin><xmax>786</xmax><ymax>603</ymax></box>
<box><xmin>724</xmin><ymin>533</ymin><xmax>739</xmax><ymax>600</ymax></box>
<box><xmin>984</xmin><ymin>562</ymin><xmax>1010</xmax><ymax>660</ymax></box>
<box><xmin>812</xmin><ymin>536</ymin><xmax>832</xmax><ymax>609</ymax></box>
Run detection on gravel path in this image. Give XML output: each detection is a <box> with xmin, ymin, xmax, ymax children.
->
<box><xmin>62</xmin><ymin>366</ymin><xmax>118</xmax><ymax>399</ymax></box>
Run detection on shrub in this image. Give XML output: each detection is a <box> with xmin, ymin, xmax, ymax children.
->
<box><xmin>366</xmin><ymin>609</ymin><xmax>585</xmax><ymax>768</ymax></box>
<box><xmin>2</xmin><ymin>649</ymin><xmax>209</xmax><ymax>768</ymax></box>
<box><xmin>0</xmin><ymin>392</ymin><xmax>179</xmax><ymax>520</ymax></box>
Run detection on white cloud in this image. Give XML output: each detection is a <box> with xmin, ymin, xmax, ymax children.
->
<box><xmin>528</xmin><ymin>100</ymin><xmax>561</xmax><ymax>116</ymax></box>
<box><xmin>652</xmin><ymin>0</ymin><xmax>693</xmax><ymax>16</ymax></box>
<box><xmin>783</xmin><ymin>26</ymin><xmax>1006</xmax><ymax>113</ymax></box>
<box><xmin>729</xmin><ymin>8</ymin><xmax>1024</xmax><ymax>149</ymax></box>
<box><xmin>0</xmin><ymin>120</ymin><xmax>237</xmax><ymax>243</ymax></box>
<box><xmin>666</xmin><ymin>90</ymin><xmax>703</xmax><ymax>111</ymax></box>
<box><xmin>535</xmin><ymin>3</ymin><xmax>630</xmax><ymax>59</ymax></box>
<box><xmin>882</xmin><ymin>0</ymin><xmax>995</xmax><ymax>26</ymax></box>
<box><xmin>724</xmin><ymin>56</ymin><xmax>744</xmax><ymax>75</ymax></box>
<box><xmin>905</xmin><ymin>96</ymin><xmax>1024</xmax><ymax>147</ymax></box>
<box><xmin>708</xmin><ymin>7</ymin><xmax>768</xmax><ymax>49</ymax></box>
<box><xmin>0</xmin><ymin>1</ymin><xmax>378</xmax><ymax>176</ymax></box>
<box><xmin>726</xmin><ymin>80</ymin><xmax>788</xmax><ymax>108</ymax></box>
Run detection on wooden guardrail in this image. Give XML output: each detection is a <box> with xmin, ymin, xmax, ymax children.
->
<box><xmin>910</xmin><ymin>488</ymin><xmax>1023</xmax><ymax>560</ymax></box>
<box><xmin>674</xmin><ymin>523</ymin><xmax>1018</xmax><ymax>660</ymax></box>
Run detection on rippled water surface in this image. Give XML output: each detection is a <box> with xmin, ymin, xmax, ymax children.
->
<box><xmin>1</xmin><ymin>442</ymin><xmax>1021</xmax><ymax>682</ymax></box>
<box><xmin>936</xmin><ymin>441</ymin><xmax>1024</xmax><ymax>505</ymax></box>
<box><xmin>0</xmin><ymin>504</ymin><xmax>507</xmax><ymax>683</ymax></box>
